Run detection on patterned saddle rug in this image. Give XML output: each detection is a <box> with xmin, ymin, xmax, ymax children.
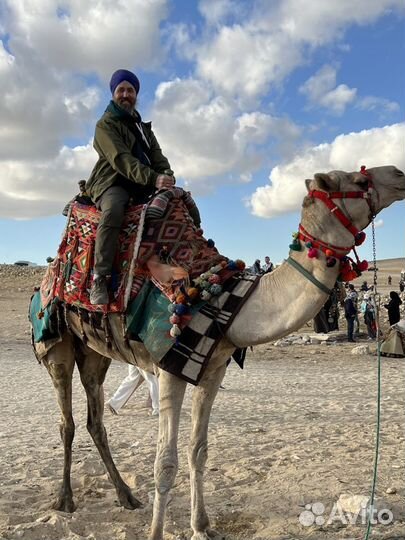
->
<box><xmin>33</xmin><ymin>187</ymin><xmax>261</xmax><ymax>385</ymax></box>
<box><xmin>40</xmin><ymin>188</ymin><xmax>224</xmax><ymax>313</ymax></box>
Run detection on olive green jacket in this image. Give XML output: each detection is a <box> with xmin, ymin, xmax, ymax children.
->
<box><xmin>86</xmin><ymin>104</ymin><xmax>172</xmax><ymax>202</ymax></box>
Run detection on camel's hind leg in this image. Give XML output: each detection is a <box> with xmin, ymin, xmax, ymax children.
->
<box><xmin>150</xmin><ymin>370</ymin><xmax>187</xmax><ymax>540</ymax></box>
<box><xmin>75</xmin><ymin>342</ymin><xmax>142</xmax><ymax>509</ymax></box>
<box><xmin>43</xmin><ymin>333</ymin><xmax>77</xmax><ymax>512</ymax></box>
<box><xmin>189</xmin><ymin>363</ymin><xmax>227</xmax><ymax>540</ymax></box>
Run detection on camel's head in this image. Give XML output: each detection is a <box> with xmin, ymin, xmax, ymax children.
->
<box><xmin>304</xmin><ymin>165</ymin><xmax>405</xmax><ymax>231</ymax></box>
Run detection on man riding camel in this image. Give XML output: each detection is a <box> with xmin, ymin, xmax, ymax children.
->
<box><xmin>86</xmin><ymin>69</ymin><xmax>175</xmax><ymax>305</ymax></box>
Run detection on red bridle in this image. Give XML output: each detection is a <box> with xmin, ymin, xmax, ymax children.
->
<box><xmin>298</xmin><ymin>166</ymin><xmax>375</xmax><ymax>258</ymax></box>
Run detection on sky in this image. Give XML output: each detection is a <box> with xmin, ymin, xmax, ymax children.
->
<box><xmin>0</xmin><ymin>0</ymin><xmax>404</xmax><ymax>268</ymax></box>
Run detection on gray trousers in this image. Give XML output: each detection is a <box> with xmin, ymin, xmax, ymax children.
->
<box><xmin>94</xmin><ymin>186</ymin><xmax>129</xmax><ymax>276</ymax></box>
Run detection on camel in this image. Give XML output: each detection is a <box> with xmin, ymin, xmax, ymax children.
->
<box><xmin>36</xmin><ymin>165</ymin><xmax>405</xmax><ymax>540</ymax></box>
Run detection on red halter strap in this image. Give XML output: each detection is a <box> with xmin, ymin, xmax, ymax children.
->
<box><xmin>298</xmin><ymin>223</ymin><xmax>353</xmax><ymax>255</ymax></box>
<box><xmin>306</xmin><ymin>189</ymin><xmax>361</xmax><ymax>237</ymax></box>
<box><xmin>297</xmin><ymin>166</ymin><xmax>374</xmax><ymax>257</ymax></box>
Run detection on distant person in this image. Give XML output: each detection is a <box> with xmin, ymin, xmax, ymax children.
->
<box><xmin>313</xmin><ymin>304</ymin><xmax>329</xmax><ymax>333</ymax></box>
<box><xmin>252</xmin><ymin>259</ymin><xmax>262</xmax><ymax>275</ymax></box>
<box><xmin>384</xmin><ymin>291</ymin><xmax>402</xmax><ymax>326</ymax></box>
<box><xmin>62</xmin><ymin>180</ymin><xmax>92</xmax><ymax>216</ymax></box>
<box><xmin>347</xmin><ymin>284</ymin><xmax>360</xmax><ymax>335</ymax></box>
<box><xmin>344</xmin><ymin>292</ymin><xmax>358</xmax><ymax>342</ymax></box>
<box><xmin>262</xmin><ymin>256</ymin><xmax>274</xmax><ymax>274</ymax></box>
<box><xmin>107</xmin><ymin>365</ymin><xmax>159</xmax><ymax>416</ymax></box>
<box><xmin>360</xmin><ymin>281</ymin><xmax>369</xmax><ymax>292</ymax></box>
<box><xmin>387</xmin><ymin>275</ymin><xmax>392</xmax><ymax>286</ymax></box>
<box><xmin>361</xmin><ymin>294</ymin><xmax>376</xmax><ymax>339</ymax></box>
<box><xmin>313</xmin><ymin>283</ymin><xmax>340</xmax><ymax>333</ymax></box>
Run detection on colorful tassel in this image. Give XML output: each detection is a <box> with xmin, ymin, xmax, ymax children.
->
<box><xmin>201</xmin><ymin>290</ymin><xmax>212</xmax><ymax>301</ymax></box>
<box><xmin>289</xmin><ymin>240</ymin><xmax>302</xmax><ymax>251</ymax></box>
<box><xmin>174</xmin><ymin>303</ymin><xmax>188</xmax><ymax>316</ymax></box>
<box><xmin>209</xmin><ymin>284</ymin><xmax>222</xmax><ymax>295</ymax></box>
<box><xmin>170</xmin><ymin>324</ymin><xmax>182</xmax><ymax>338</ymax></box>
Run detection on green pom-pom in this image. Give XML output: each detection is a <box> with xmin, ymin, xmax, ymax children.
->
<box><xmin>289</xmin><ymin>242</ymin><xmax>302</xmax><ymax>251</ymax></box>
<box><xmin>305</xmin><ymin>241</ymin><xmax>312</xmax><ymax>248</ymax></box>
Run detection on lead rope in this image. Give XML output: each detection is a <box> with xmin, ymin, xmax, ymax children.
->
<box><xmin>363</xmin><ymin>217</ymin><xmax>382</xmax><ymax>539</ymax></box>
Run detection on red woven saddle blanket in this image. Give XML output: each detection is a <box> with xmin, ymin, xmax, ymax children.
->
<box><xmin>40</xmin><ymin>188</ymin><xmax>224</xmax><ymax>313</ymax></box>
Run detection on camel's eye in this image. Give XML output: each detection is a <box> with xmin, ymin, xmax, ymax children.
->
<box><xmin>357</xmin><ymin>180</ymin><xmax>368</xmax><ymax>190</ymax></box>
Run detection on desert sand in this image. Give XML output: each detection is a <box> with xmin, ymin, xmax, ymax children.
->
<box><xmin>0</xmin><ymin>261</ymin><xmax>404</xmax><ymax>540</ymax></box>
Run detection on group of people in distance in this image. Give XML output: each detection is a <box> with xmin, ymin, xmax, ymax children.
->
<box><xmin>344</xmin><ymin>282</ymin><xmax>402</xmax><ymax>342</ymax></box>
<box><xmin>251</xmin><ymin>256</ymin><xmax>274</xmax><ymax>275</ymax></box>
<box><xmin>313</xmin><ymin>279</ymin><xmax>403</xmax><ymax>343</ymax></box>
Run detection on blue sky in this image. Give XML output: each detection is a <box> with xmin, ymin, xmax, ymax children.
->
<box><xmin>0</xmin><ymin>0</ymin><xmax>404</xmax><ymax>267</ymax></box>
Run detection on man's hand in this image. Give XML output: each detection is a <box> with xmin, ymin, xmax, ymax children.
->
<box><xmin>155</xmin><ymin>174</ymin><xmax>175</xmax><ymax>190</ymax></box>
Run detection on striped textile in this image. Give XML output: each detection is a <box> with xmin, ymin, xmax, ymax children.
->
<box><xmin>158</xmin><ymin>273</ymin><xmax>260</xmax><ymax>385</ymax></box>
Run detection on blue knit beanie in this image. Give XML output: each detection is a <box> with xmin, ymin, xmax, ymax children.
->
<box><xmin>110</xmin><ymin>69</ymin><xmax>140</xmax><ymax>95</ymax></box>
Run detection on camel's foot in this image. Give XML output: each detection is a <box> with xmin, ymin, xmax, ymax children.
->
<box><xmin>52</xmin><ymin>490</ymin><xmax>76</xmax><ymax>513</ymax></box>
<box><xmin>191</xmin><ymin>529</ymin><xmax>225</xmax><ymax>540</ymax></box>
<box><xmin>117</xmin><ymin>486</ymin><xmax>142</xmax><ymax>510</ymax></box>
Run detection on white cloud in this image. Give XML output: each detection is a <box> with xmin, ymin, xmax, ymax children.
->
<box><xmin>6</xmin><ymin>0</ymin><xmax>169</xmax><ymax>78</ymax></box>
<box><xmin>0</xmin><ymin>142</ymin><xmax>97</xmax><ymax>219</ymax></box>
<box><xmin>198</xmin><ymin>0</ymin><xmax>241</xmax><ymax>26</ymax></box>
<box><xmin>299</xmin><ymin>65</ymin><xmax>357</xmax><ymax>114</ymax></box>
<box><xmin>193</xmin><ymin>0</ymin><xmax>405</xmax><ymax>101</ymax></box>
<box><xmin>196</xmin><ymin>25</ymin><xmax>301</xmax><ymax>102</ymax></box>
<box><xmin>151</xmin><ymin>78</ymin><xmax>301</xmax><ymax>192</ymax></box>
<box><xmin>0</xmin><ymin>0</ymin><xmax>171</xmax><ymax>219</ymax></box>
<box><xmin>248</xmin><ymin>123</ymin><xmax>405</xmax><ymax>218</ymax></box>
<box><xmin>357</xmin><ymin>96</ymin><xmax>400</xmax><ymax>114</ymax></box>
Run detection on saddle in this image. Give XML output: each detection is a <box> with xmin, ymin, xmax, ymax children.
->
<box><xmin>40</xmin><ymin>187</ymin><xmax>224</xmax><ymax>313</ymax></box>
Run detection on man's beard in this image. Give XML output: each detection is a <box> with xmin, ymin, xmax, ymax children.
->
<box><xmin>115</xmin><ymin>97</ymin><xmax>137</xmax><ymax>113</ymax></box>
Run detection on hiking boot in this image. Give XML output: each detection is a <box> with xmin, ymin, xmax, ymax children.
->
<box><xmin>90</xmin><ymin>276</ymin><xmax>109</xmax><ymax>305</ymax></box>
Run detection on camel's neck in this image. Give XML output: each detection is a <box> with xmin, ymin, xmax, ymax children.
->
<box><xmin>227</xmin><ymin>250</ymin><xmax>340</xmax><ymax>347</ymax></box>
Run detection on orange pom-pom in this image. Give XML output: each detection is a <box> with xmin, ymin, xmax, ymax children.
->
<box><xmin>325</xmin><ymin>249</ymin><xmax>334</xmax><ymax>257</ymax></box>
<box><xmin>175</xmin><ymin>293</ymin><xmax>187</xmax><ymax>304</ymax></box>
<box><xmin>235</xmin><ymin>259</ymin><xmax>246</xmax><ymax>270</ymax></box>
<box><xmin>187</xmin><ymin>287</ymin><xmax>199</xmax><ymax>299</ymax></box>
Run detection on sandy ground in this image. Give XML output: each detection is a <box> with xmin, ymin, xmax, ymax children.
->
<box><xmin>0</xmin><ymin>262</ymin><xmax>404</xmax><ymax>540</ymax></box>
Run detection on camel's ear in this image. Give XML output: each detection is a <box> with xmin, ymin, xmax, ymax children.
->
<box><xmin>305</xmin><ymin>173</ymin><xmax>334</xmax><ymax>192</ymax></box>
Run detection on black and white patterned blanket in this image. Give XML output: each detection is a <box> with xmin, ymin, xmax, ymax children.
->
<box><xmin>158</xmin><ymin>273</ymin><xmax>260</xmax><ymax>384</ymax></box>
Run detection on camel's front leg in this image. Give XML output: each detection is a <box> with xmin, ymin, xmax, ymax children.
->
<box><xmin>150</xmin><ymin>370</ymin><xmax>187</xmax><ymax>540</ymax></box>
<box><xmin>189</xmin><ymin>364</ymin><xmax>227</xmax><ymax>540</ymax></box>
<box><xmin>75</xmin><ymin>346</ymin><xmax>142</xmax><ymax>510</ymax></box>
<box><xmin>43</xmin><ymin>334</ymin><xmax>76</xmax><ymax>512</ymax></box>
